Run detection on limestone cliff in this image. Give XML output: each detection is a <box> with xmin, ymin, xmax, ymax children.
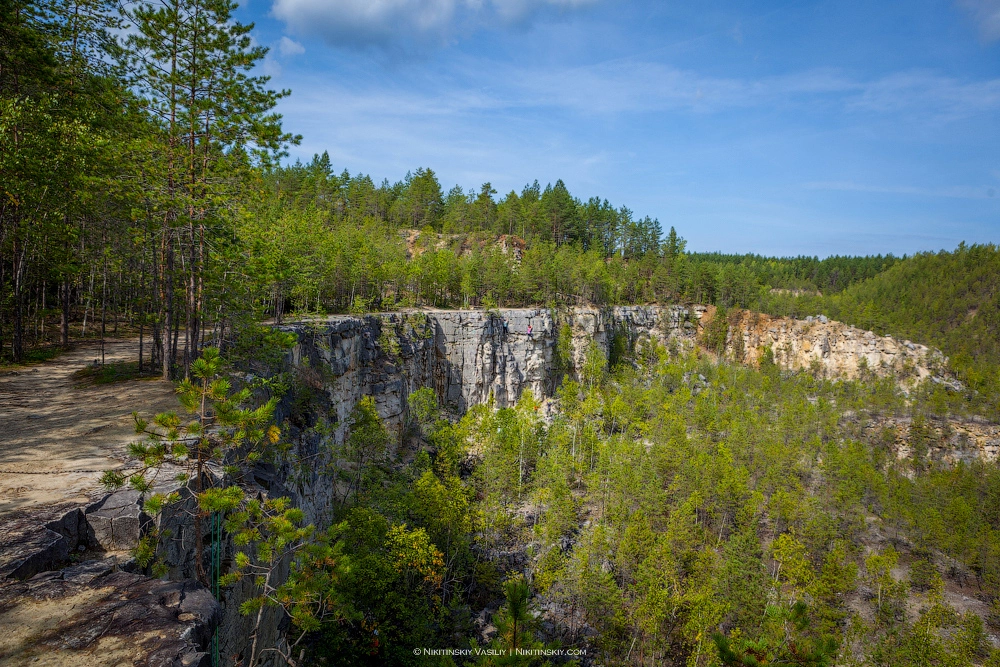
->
<box><xmin>249</xmin><ymin>306</ymin><xmax>701</xmax><ymax>537</ymax></box>
<box><xmin>277</xmin><ymin>306</ymin><xmax>701</xmax><ymax>439</ymax></box>
<box><xmin>718</xmin><ymin>308</ymin><xmax>950</xmax><ymax>384</ymax></box>
<box><xmin>853</xmin><ymin>415</ymin><xmax>999</xmax><ymax>465</ymax></box>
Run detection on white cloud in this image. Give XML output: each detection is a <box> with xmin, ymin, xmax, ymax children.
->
<box><xmin>803</xmin><ymin>181</ymin><xmax>997</xmax><ymax>200</ymax></box>
<box><xmin>848</xmin><ymin>70</ymin><xmax>1000</xmax><ymax>120</ymax></box>
<box><xmin>271</xmin><ymin>0</ymin><xmax>455</xmax><ymax>47</ymax></box>
<box><xmin>489</xmin><ymin>0</ymin><xmax>599</xmax><ymax>22</ymax></box>
<box><xmin>261</xmin><ymin>54</ymin><xmax>282</xmax><ymax>78</ymax></box>
<box><xmin>278</xmin><ymin>36</ymin><xmax>306</xmax><ymax>56</ymax></box>
<box><xmin>506</xmin><ymin>62</ymin><xmax>860</xmax><ymax>114</ymax></box>
<box><xmin>730</xmin><ymin>21</ymin><xmax>744</xmax><ymax>45</ymax></box>
<box><xmin>494</xmin><ymin>61</ymin><xmax>1000</xmax><ymax>121</ymax></box>
<box><xmin>957</xmin><ymin>0</ymin><xmax>1000</xmax><ymax>41</ymax></box>
<box><xmin>270</xmin><ymin>0</ymin><xmax>600</xmax><ymax>48</ymax></box>
<box><xmin>273</xmin><ymin>57</ymin><xmax>1000</xmax><ymax>144</ymax></box>
<box><xmin>277</xmin><ymin>53</ymin><xmax>1000</xmax><ymax>127</ymax></box>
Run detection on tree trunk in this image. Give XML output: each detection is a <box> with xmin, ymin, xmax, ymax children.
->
<box><xmin>11</xmin><ymin>242</ymin><xmax>27</xmax><ymax>362</ymax></box>
<box><xmin>100</xmin><ymin>232</ymin><xmax>108</xmax><ymax>365</ymax></box>
<box><xmin>60</xmin><ymin>276</ymin><xmax>70</xmax><ymax>347</ymax></box>
<box><xmin>163</xmin><ymin>233</ymin><xmax>175</xmax><ymax>380</ymax></box>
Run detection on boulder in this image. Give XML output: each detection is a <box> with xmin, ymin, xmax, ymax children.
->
<box><xmin>85</xmin><ymin>490</ymin><xmax>145</xmax><ymax>551</ymax></box>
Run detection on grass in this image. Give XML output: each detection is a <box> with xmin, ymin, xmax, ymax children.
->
<box><xmin>0</xmin><ymin>346</ymin><xmax>64</xmax><ymax>370</ymax></box>
<box><xmin>73</xmin><ymin>360</ymin><xmax>160</xmax><ymax>385</ymax></box>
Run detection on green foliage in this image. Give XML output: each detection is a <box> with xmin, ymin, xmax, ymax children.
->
<box><xmin>552</xmin><ymin>321</ymin><xmax>575</xmax><ymax>381</ymax></box>
<box><xmin>909</xmin><ymin>558</ymin><xmax>940</xmax><ymax>592</ymax></box>
<box><xmin>713</xmin><ymin>602</ymin><xmax>838</xmax><ymax>667</ymax></box>
<box><xmin>422</xmin><ymin>345</ymin><xmax>1000</xmax><ymax>666</ymax></box>
<box><xmin>343</xmin><ymin>395</ymin><xmax>392</xmax><ymax>503</ymax></box>
<box><xmin>0</xmin><ymin>347</ymin><xmax>62</xmax><ymax>368</ymax></box>
<box><xmin>1</xmin><ymin>0</ymin><xmax>299</xmax><ymax>373</ymax></box>
<box><xmin>378</xmin><ymin>321</ymin><xmax>402</xmax><ymax>359</ymax></box>
<box><xmin>229</xmin><ymin>325</ymin><xmax>298</xmax><ymax>371</ymax></box>
<box><xmin>701</xmin><ymin>307</ymin><xmax>730</xmax><ymax>354</ymax></box>
<box><xmin>690</xmin><ymin>252</ymin><xmax>897</xmax><ymax>296</ymax></box>
<box><xmin>871</xmin><ymin>608</ymin><xmax>993</xmax><ymax>667</ymax></box>
<box><xmin>581</xmin><ymin>341</ymin><xmax>607</xmax><ymax>388</ymax></box>
<box><xmin>607</xmin><ymin>328</ymin><xmax>631</xmax><ymax>369</ymax></box>
<box><xmin>865</xmin><ymin>548</ymin><xmax>907</xmax><ymax>626</ymax></box>
<box><xmin>489</xmin><ymin>576</ymin><xmax>536</xmax><ymax>659</ymax></box>
<box><xmin>311</xmin><ymin>507</ymin><xmax>447</xmax><ymax>665</ymax></box>
<box><xmin>102</xmin><ymin>347</ymin><xmax>286</xmax><ymax>582</ymax></box>
<box><xmin>73</xmin><ymin>360</ymin><xmax>158</xmax><ymax>385</ymax></box>
<box><xmin>279</xmin><ymin>523</ymin><xmax>356</xmax><ymax>633</ymax></box>
<box><xmin>408</xmin><ymin>387</ymin><xmax>441</xmax><ymax>433</ymax></box>
<box><xmin>223</xmin><ymin>495</ymin><xmax>314</xmax><ymax>586</ymax></box>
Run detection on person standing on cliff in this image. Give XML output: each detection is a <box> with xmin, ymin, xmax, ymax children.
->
<box><xmin>527</xmin><ymin>323</ymin><xmax>533</xmax><ymax>337</ymax></box>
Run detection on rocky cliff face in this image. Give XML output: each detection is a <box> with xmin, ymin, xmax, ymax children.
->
<box><xmin>256</xmin><ymin>306</ymin><xmax>702</xmax><ymax>538</ymax></box>
<box><xmin>867</xmin><ymin>416</ymin><xmax>1000</xmax><ymax>465</ymax></box>
<box><xmin>0</xmin><ymin>305</ymin><xmax>972</xmax><ymax>667</ymax></box>
<box><xmin>276</xmin><ymin>306</ymin><xmax>701</xmax><ymax>442</ymax></box>
<box><xmin>719</xmin><ymin>308</ymin><xmax>950</xmax><ymax>384</ymax></box>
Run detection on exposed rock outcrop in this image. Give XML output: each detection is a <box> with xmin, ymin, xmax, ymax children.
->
<box><xmin>277</xmin><ymin>306</ymin><xmax>703</xmax><ymax>446</ymax></box>
<box><xmin>860</xmin><ymin>415</ymin><xmax>1000</xmax><ymax>464</ymax></box>
<box><xmin>0</xmin><ymin>561</ymin><xmax>219</xmax><ymax>667</ymax></box>
<box><xmin>719</xmin><ymin>308</ymin><xmax>950</xmax><ymax>384</ymax></box>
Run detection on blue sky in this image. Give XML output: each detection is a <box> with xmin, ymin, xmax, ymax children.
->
<box><xmin>238</xmin><ymin>0</ymin><xmax>1000</xmax><ymax>256</ymax></box>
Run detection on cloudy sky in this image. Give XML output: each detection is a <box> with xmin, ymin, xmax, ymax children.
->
<box><xmin>239</xmin><ymin>0</ymin><xmax>1000</xmax><ymax>256</ymax></box>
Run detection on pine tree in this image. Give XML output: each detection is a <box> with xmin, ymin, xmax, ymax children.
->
<box><xmin>119</xmin><ymin>0</ymin><xmax>297</xmax><ymax>378</ymax></box>
<box><xmin>0</xmin><ymin>0</ymin><xmax>131</xmax><ymax>361</ymax></box>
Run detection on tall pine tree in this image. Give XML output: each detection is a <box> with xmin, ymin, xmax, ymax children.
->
<box><xmin>120</xmin><ymin>0</ymin><xmax>297</xmax><ymax>378</ymax></box>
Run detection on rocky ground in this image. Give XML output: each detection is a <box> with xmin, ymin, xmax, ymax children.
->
<box><xmin>0</xmin><ymin>559</ymin><xmax>218</xmax><ymax>667</ymax></box>
<box><xmin>0</xmin><ymin>340</ymin><xmax>180</xmax><ymax>520</ymax></box>
<box><xmin>0</xmin><ymin>340</ymin><xmax>218</xmax><ymax>667</ymax></box>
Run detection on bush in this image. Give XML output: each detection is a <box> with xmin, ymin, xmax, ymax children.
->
<box><xmin>909</xmin><ymin>558</ymin><xmax>939</xmax><ymax>592</ymax></box>
<box><xmin>700</xmin><ymin>306</ymin><xmax>729</xmax><ymax>354</ymax></box>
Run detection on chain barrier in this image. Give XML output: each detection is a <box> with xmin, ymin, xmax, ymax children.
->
<box><xmin>0</xmin><ymin>467</ymin><xmax>139</xmax><ymax>475</ymax></box>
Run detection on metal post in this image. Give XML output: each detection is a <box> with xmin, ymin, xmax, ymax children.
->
<box><xmin>211</xmin><ymin>511</ymin><xmax>221</xmax><ymax>666</ymax></box>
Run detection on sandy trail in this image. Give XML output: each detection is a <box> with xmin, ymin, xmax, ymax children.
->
<box><xmin>0</xmin><ymin>340</ymin><xmax>181</xmax><ymax>519</ymax></box>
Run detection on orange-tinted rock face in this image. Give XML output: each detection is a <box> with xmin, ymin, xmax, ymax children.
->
<box><xmin>720</xmin><ymin>309</ymin><xmax>949</xmax><ymax>384</ymax></box>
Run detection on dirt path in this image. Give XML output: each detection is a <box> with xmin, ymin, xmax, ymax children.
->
<box><xmin>0</xmin><ymin>340</ymin><xmax>180</xmax><ymax>519</ymax></box>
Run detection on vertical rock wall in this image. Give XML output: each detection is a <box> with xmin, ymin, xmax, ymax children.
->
<box><xmin>720</xmin><ymin>309</ymin><xmax>949</xmax><ymax>383</ymax></box>
<box><xmin>279</xmin><ymin>306</ymin><xmax>702</xmax><ymax>431</ymax></box>
<box><xmin>265</xmin><ymin>307</ymin><xmax>701</xmax><ymax>527</ymax></box>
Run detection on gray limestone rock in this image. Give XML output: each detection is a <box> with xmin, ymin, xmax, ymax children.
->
<box><xmin>0</xmin><ymin>527</ymin><xmax>69</xmax><ymax>581</ymax></box>
<box><xmin>0</xmin><ymin>568</ymin><xmax>220</xmax><ymax>665</ymax></box>
<box><xmin>85</xmin><ymin>489</ymin><xmax>145</xmax><ymax>551</ymax></box>
<box><xmin>45</xmin><ymin>508</ymin><xmax>85</xmax><ymax>545</ymax></box>
<box><xmin>62</xmin><ymin>557</ymin><xmax>116</xmax><ymax>584</ymax></box>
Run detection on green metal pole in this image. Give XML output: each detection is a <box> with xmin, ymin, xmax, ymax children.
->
<box><xmin>211</xmin><ymin>511</ymin><xmax>220</xmax><ymax>666</ymax></box>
